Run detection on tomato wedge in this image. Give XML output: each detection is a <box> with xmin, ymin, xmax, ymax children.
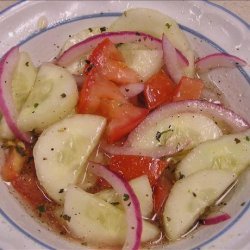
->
<box><xmin>98</xmin><ymin>99</ymin><xmax>149</xmax><ymax>143</ymax></box>
<box><xmin>84</xmin><ymin>38</ymin><xmax>140</xmax><ymax>85</ymax></box>
<box><xmin>153</xmin><ymin>172</ymin><xmax>173</xmax><ymax>217</ymax></box>
<box><xmin>108</xmin><ymin>155</ymin><xmax>167</xmax><ymax>186</ymax></box>
<box><xmin>77</xmin><ymin>69</ymin><xmax>126</xmax><ymax>114</ymax></box>
<box><xmin>173</xmin><ymin>76</ymin><xmax>204</xmax><ymax>101</ymax></box>
<box><xmin>11</xmin><ymin>163</ymin><xmax>49</xmax><ymax>207</ymax></box>
<box><xmin>144</xmin><ymin>70</ymin><xmax>175</xmax><ymax>110</ymax></box>
<box><xmin>78</xmin><ymin>39</ymin><xmax>149</xmax><ymax>143</ymax></box>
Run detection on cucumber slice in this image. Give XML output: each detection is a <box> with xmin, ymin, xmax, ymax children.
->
<box><xmin>17</xmin><ymin>63</ymin><xmax>78</xmax><ymax>132</ymax></box>
<box><xmin>60</xmin><ymin>27</ymin><xmax>102</xmax><ymax>75</ymax></box>
<box><xmin>95</xmin><ymin>175</ymin><xmax>153</xmax><ymax>218</ymax></box>
<box><xmin>129</xmin><ymin>112</ymin><xmax>222</xmax><ymax>151</ymax></box>
<box><xmin>118</xmin><ymin>43</ymin><xmax>163</xmax><ymax>81</ymax></box>
<box><xmin>0</xmin><ymin>52</ymin><xmax>37</xmax><ymax>139</ymax></box>
<box><xmin>163</xmin><ymin>169</ymin><xmax>236</xmax><ymax>240</ymax></box>
<box><xmin>33</xmin><ymin>114</ymin><xmax>106</xmax><ymax>203</ymax></box>
<box><xmin>176</xmin><ymin>129</ymin><xmax>250</xmax><ymax>179</ymax></box>
<box><xmin>109</xmin><ymin>8</ymin><xmax>194</xmax><ymax>77</ymax></box>
<box><xmin>12</xmin><ymin>52</ymin><xmax>37</xmax><ymax>112</ymax></box>
<box><xmin>64</xmin><ymin>185</ymin><xmax>160</xmax><ymax>246</ymax></box>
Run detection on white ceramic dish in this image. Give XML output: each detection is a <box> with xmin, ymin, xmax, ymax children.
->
<box><xmin>0</xmin><ymin>1</ymin><xmax>250</xmax><ymax>249</ymax></box>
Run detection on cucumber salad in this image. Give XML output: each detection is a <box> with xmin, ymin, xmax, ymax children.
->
<box><xmin>0</xmin><ymin>8</ymin><xmax>249</xmax><ymax>249</ymax></box>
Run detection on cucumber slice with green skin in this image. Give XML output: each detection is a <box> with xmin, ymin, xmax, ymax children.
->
<box><xmin>163</xmin><ymin>169</ymin><xmax>237</xmax><ymax>241</ymax></box>
<box><xmin>33</xmin><ymin>114</ymin><xmax>106</xmax><ymax>203</ymax></box>
<box><xmin>95</xmin><ymin>175</ymin><xmax>153</xmax><ymax>218</ymax></box>
<box><xmin>109</xmin><ymin>8</ymin><xmax>194</xmax><ymax>77</ymax></box>
<box><xmin>118</xmin><ymin>43</ymin><xmax>163</xmax><ymax>81</ymax></box>
<box><xmin>0</xmin><ymin>52</ymin><xmax>37</xmax><ymax>139</ymax></box>
<box><xmin>64</xmin><ymin>185</ymin><xmax>160</xmax><ymax>246</ymax></box>
<box><xmin>129</xmin><ymin>112</ymin><xmax>222</xmax><ymax>152</ymax></box>
<box><xmin>176</xmin><ymin>129</ymin><xmax>250</xmax><ymax>179</ymax></box>
<box><xmin>17</xmin><ymin>63</ymin><xmax>78</xmax><ymax>132</ymax></box>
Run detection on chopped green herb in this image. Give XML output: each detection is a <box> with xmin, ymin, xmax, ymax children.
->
<box><xmin>62</xmin><ymin>214</ymin><xmax>71</xmax><ymax>222</ymax></box>
<box><xmin>33</xmin><ymin>103</ymin><xmax>39</xmax><ymax>108</ymax></box>
<box><xmin>156</xmin><ymin>129</ymin><xmax>173</xmax><ymax>142</ymax></box>
<box><xmin>110</xmin><ymin>202</ymin><xmax>120</xmax><ymax>206</ymax></box>
<box><xmin>100</xmin><ymin>26</ymin><xmax>107</xmax><ymax>32</ymax></box>
<box><xmin>60</xmin><ymin>93</ymin><xmax>67</xmax><ymax>98</ymax></box>
<box><xmin>165</xmin><ymin>23</ymin><xmax>172</xmax><ymax>29</ymax></box>
<box><xmin>15</xmin><ymin>145</ymin><xmax>26</xmax><ymax>157</ymax></box>
<box><xmin>246</xmin><ymin>136</ymin><xmax>250</xmax><ymax>141</ymax></box>
<box><xmin>25</xmin><ymin>61</ymin><xmax>29</xmax><ymax>67</ymax></box>
<box><xmin>241</xmin><ymin>202</ymin><xmax>246</xmax><ymax>206</ymax></box>
<box><xmin>37</xmin><ymin>205</ymin><xmax>46</xmax><ymax>213</ymax></box>
<box><xmin>192</xmin><ymin>192</ymin><xmax>197</xmax><ymax>197</ymax></box>
<box><xmin>88</xmin><ymin>28</ymin><xmax>93</xmax><ymax>32</ymax></box>
<box><xmin>123</xmin><ymin>194</ymin><xmax>130</xmax><ymax>201</ymax></box>
<box><xmin>127</xmin><ymin>202</ymin><xmax>131</xmax><ymax>207</ymax></box>
<box><xmin>234</xmin><ymin>138</ymin><xmax>241</xmax><ymax>144</ymax></box>
<box><xmin>59</xmin><ymin>189</ymin><xmax>64</xmax><ymax>193</ymax></box>
<box><xmin>179</xmin><ymin>173</ymin><xmax>185</xmax><ymax>180</ymax></box>
<box><xmin>166</xmin><ymin>217</ymin><xmax>171</xmax><ymax>222</ymax></box>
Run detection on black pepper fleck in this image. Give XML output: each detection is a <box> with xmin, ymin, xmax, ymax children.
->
<box><xmin>234</xmin><ymin>138</ymin><xmax>241</xmax><ymax>144</ymax></box>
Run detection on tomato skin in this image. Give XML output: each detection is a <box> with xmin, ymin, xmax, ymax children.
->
<box><xmin>99</xmin><ymin>99</ymin><xmax>149</xmax><ymax>143</ymax></box>
<box><xmin>153</xmin><ymin>172</ymin><xmax>173</xmax><ymax>217</ymax></box>
<box><xmin>108</xmin><ymin>155</ymin><xmax>167</xmax><ymax>186</ymax></box>
<box><xmin>78</xmin><ymin>39</ymin><xmax>149</xmax><ymax>143</ymax></box>
<box><xmin>144</xmin><ymin>70</ymin><xmax>175</xmax><ymax>110</ymax></box>
<box><xmin>85</xmin><ymin>38</ymin><xmax>140</xmax><ymax>85</ymax></box>
<box><xmin>173</xmin><ymin>76</ymin><xmax>204</xmax><ymax>101</ymax></box>
<box><xmin>77</xmin><ymin>69</ymin><xmax>125</xmax><ymax>114</ymax></box>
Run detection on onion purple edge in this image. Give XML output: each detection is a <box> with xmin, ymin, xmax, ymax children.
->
<box><xmin>0</xmin><ymin>46</ymin><xmax>33</xmax><ymax>143</ymax></box>
<box><xmin>89</xmin><ymin>162</ymin><xmax>143</xmax><ymax>250</ymax></box>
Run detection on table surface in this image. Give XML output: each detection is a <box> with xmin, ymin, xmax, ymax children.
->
<box><xmin>0</xmin><ymin>1</ymin><xmax>249</xmax><ymax>250</ymax></box>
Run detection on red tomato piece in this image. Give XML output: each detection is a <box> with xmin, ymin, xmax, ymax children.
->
<box><xmin>153</xmin><ymin>172</ymin><xmax>173</xmax><ymax>217</ymax></box>
<box><xmin>77</xmin><ymin>69</ymin><xmax>126</xmax><ymax>114</ymax></box>
<box><xmin>173</xmin><ymin>76</ymin><xmax>204</xmax><ymax>102</ymax></box>
<box><xmin>99</xmin><ymin>99</ymin><xmax>149</xmax><ymax>143</ymax></box>
<box><xmin>108</xmin><ymin>155</ymin><xmax>167</xmax><ymax>186</ymax></box>
<box><xmin>144</xmin><ymin>70</ymin><xmax>175</xmax><ymax>110</ymax></box>
<box><xmin>85</xmin><ymin>38</ymin><xmax>140</xmax><ymax>85</ymax></box>
<box><xmin>11</xmin><ymin>164</ymin><xmax>49</xmax><ymax>208</ymax></box>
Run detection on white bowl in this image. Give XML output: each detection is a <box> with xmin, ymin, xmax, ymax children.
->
<box><xmin>0</xmin><ymin>1</ymin><xmax>249</xmax><ymax>249</ymax></box>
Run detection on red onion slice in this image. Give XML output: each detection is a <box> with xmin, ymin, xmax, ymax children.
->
<box><xmin>127</xmin><ymin>100</ymin><xmax>249</xmax><ymax>147</ymax></box>
<box><xmin>196</xmin><ymin>53</ymin><xmax>247</xmax><ymax>73</ymax></box>
<box><xmin>89</xmin><ymin>162</ymin><xmax>142</xmax><ymax>250</ymax></box>
<box><xmin>57</xmin><ymin>31</ymin><xmax>189</xmax><ymax>69</ymax></box>
<box><xmin>162</xmin><ymin>34</ymin><xmax>184</xmax><ymax>84</ymax></box>
<box><xmin>200</xmin><ymin>212</ymin><xmax>231</xmax><ymax>225</ymax></box>
<box><xmin>57</xmin><ymin>31</ymin><xmax>162</xmax><ymax>67</ymax></box>
<box><xmin>120</xmin><ymin>83</ymin><xmax>144</xmax><ymax>98</ymax></box>
<box><xmin>0</xmin><ymin>47</ymin><xmax>33</xmax><ymax>143</ymax></box>
<box><xmin>176</xmin><ymin>49</ymin><xmax>189</xmax><ymax>67</ymax></box>
<box><xmin>101</xmin><ymin>140</ymin><xmax>189</xmax><ymax>158</ymax></box>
